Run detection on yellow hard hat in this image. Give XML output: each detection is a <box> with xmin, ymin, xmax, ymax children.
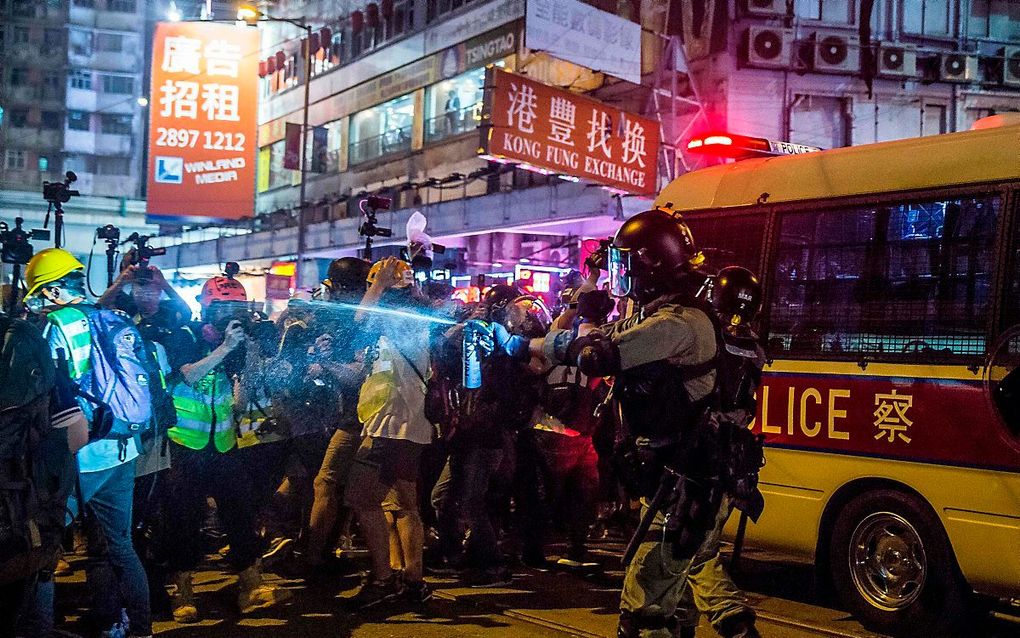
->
<box><xmin>366</xmin><ymin>259</ymin><xmax>413</xmax><ymax>289</ymax></box>
<box><xmin>24</xmin><ymin>248</ymin><xmax>85</xmax><ymax>298</ymax></box>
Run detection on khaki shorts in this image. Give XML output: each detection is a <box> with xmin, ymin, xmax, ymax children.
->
<box><xmin>344</xmin><ymin>436</ymin><xmax>424</xmax><ymax>514</ymax></box>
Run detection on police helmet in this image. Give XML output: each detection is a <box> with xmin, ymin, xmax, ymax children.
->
<box><xmin>711</xmin><ymin>266</ymin><xmax>762</xmax><ymax>338</ymax></box>
<box><xmin>481</xmin><ymin>283</ymin><xmax>522</xmax><ymax>321</ymax></box>
<box><xmin>608</xmin><ymin>208</ymin><xmax>704</xmax><ymax>304</ymax></box>
<box><xmin>504</xmin><ymin>295</ymin><xmax>552</xmax><ymax>338</ymax></box>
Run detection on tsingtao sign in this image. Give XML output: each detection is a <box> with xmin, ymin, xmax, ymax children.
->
<box><xmin>147</xmin><ymin>22</ymin><xmax>260</xmax><ymax>222</ymax></box>
<box><xmin>481</xmin><ymin>69</ymin><xmax>659</xmax><ymax>195</ymax></box>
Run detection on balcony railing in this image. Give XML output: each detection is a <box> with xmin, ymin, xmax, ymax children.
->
<box><xmin>425</xmin><ymin>102</ymin><xmax>482</xmax><ymax>143</ymax></box>
<box><xmin>348</xmin><ymin>125</ymin><xmax>412</xmax><ymax>165</ymax></box>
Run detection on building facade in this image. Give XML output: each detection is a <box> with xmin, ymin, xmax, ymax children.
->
<box><xmin>154</xmin><ymin>0</ymin><xmax>1020</xmax><ymax>285</ymax></box>
<box><xmin>0</xmin><ymin>0</ymin><xmax>151</xmax><ymax>198</ymax></box>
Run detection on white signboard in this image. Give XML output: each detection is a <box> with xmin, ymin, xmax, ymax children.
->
<box><xmin>425</xmin><ymin>0</ymin><xmax>525</xmax><ymax>55</ymax></box>
<box><xmin>525</xmin><ymin>0</ymin><xmax>641</xmax><ymax>84</ymax></box>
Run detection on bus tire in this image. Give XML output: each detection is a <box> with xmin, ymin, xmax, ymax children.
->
<box><xmin>829</xmin><ymin>489</ymin><xmax>968</xmax><ymax>636</ymax></box>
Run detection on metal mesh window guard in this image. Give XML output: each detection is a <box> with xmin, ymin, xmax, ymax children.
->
<box><xmin>685</xmin><ymin>214</ymin><xmax>768</xmax><ymax>274</ymax></box>
<box><xmin>768</xmin><ymin>194</ymin><xmax>1002</xmax><ymax>360</ymax></box>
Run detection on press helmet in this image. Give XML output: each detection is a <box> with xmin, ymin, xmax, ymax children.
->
<box><xmin>710</xmin><ymin>266</ymin><xmax>762</xmax><ymax>338</ymax></box>
<box><xmin>324</xmin><ymin>257</ymin><xmax>371</xmax><ymax>297</ymax></box>
<box><xmin>608</xmin><ymin>208</ymin><xmax>704</xmax><ymax>304</ymax></box>
<box><xmin>198</xmin><ymin>275</ymin><xmax>248</xmax><ymax>308</ymax></box>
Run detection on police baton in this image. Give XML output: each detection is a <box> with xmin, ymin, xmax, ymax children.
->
<box><xmin>622</xmin><ymin>466</ymin><xmax>685</xmax><ymax>567</ymax></box>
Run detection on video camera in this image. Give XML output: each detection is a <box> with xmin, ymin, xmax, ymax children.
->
<box><xmin>43</xmin><ymin>171</ymin><xmax>80</xmax><ymax>205</ymax></box>
<box><xmin>358</xmin><ymin>195</ymin><xmax>393</xmax><ymax>239</ymax></box>
<box><xmin>0</xmin><ymin>218</ymin><xmax>48</xmax><ymax>265</ymax></box>
<box><xmin>123</xmin><ymin>232</ymin><xmax>167</xmax><ymax>283</ymax></box>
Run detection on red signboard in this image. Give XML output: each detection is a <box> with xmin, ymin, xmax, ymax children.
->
<box><xmin>481</xmin><ymin>68</ymin><xmax>659</xmax><ymax>195</ymax></box>
<box><xmin>147</xmin><ymin>22</ymin><xmax>260</xmax><ymax>222</ymax></box>
<box><xmin>753</xmin><ymin>370</ymin><xmax>1020</xmax><ymax>472</ymax></box>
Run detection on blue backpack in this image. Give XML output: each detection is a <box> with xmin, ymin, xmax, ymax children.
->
<box><xmin>76</xmin><ymin>308</ymin><xmax>154</xmax><ymax>443</ymax></box>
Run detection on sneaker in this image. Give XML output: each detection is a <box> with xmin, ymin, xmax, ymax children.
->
<box><xmin>463</xmin><ymin>567</ymin><xmax>513</xmax><ymax>588</ymax></box>
<box><xmin>169</xmin><ymin>571</ymin><xmax>199</xmax><ymax>623</ymax></box>
<box><xmin>347</xmin><ymin>573</ymin><xmax>405</xmax><ymax>610</ymax></box>
<box><xmin>261</xmin><ymin>537</ymin><xmax>295</xmax><ymax>567</ymax></box>
<box><xmin>237</xmin><ymin>563</ymin><xmax>293</xmax><ymax>614</ymax></box>
<box><xmin>400</xmin><ymin>579</ymin><xmax>433</xmax><ymax>603</ymax></box>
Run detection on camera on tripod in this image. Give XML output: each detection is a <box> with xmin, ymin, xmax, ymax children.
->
<box><xmin>358</xmin><ymin>195</ymin><xmax>393</xmax><ymax>239</ymax></box>
<box><xmin>43</xmin><ymin>171</ymin><xmax>80</xmax><ymax>204</ymax></box>
<box><xmin>1</xmin><ymin>218</ymin><xmax>49</xmax><ymax>265</ymax></box>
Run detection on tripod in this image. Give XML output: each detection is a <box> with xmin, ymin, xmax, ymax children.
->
<box><xmin>103</xmin><ymin>237</ymin><xmax>119</xmax><ymax>288</ymax></box>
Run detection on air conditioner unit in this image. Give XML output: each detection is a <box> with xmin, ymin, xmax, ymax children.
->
<box><xmin>939</xmin><ymin>52</ymin><xmax>979</xmax><ymax>83</ymax></box>
<box><xmin>999</xmin><ymin>46</ymin><xmax>1020</xmax><ymax>87</ymax></box>
<box><xmin>877</xmin><ymin>43</ymin><xmax>917</xmax><ymax>78</ymax></box>
<box><xmin>812</xmin><ymin>31</ymin><xmax>860</xmax><ymax>73</ymax></box>
<box><xmin>745</xmin><ymin>0</ymin><xmax>785</xmax><ymax>17</ymax></box>
<box><xmin>745</xmin><ymin>26</ymin><xmax>793</xmax><ymax>69</ymax></box>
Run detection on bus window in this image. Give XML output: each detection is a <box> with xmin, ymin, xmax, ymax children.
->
<box><xmin>768</xmin><ymin>194</ymin><xmax>1001</xmax><ymax>359</ymax></box>
<box><xmin>685</xmin><ymin>214</ymin><xmax>767</xmax><ymax>273</ymax></box>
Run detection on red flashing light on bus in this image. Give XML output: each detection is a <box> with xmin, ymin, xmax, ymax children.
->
<box><xmin>687</xmin><ymin>132</ymin><xmax>821</xmax><ymax>159</ymax></box>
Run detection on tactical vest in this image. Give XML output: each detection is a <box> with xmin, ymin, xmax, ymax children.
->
<box><xmin>167</xmin><ymin>329</ymin><xmax>236</xmax><ymax>453</ymax></box>
<box><xmin>45</xmin><ymin>306</ymin><xmax>93</xmax><ymax>380</ymax></box>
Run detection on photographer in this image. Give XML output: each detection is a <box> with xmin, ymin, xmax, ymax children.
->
<box><xmin>160</xmin><ymin>275</ymin><xmax>290</xmax><ymax>623</ymax></box>
<box><xmin>98</xmin><ymin>257</ymin><xmax>191</xmax><ymax>342</ymax></box>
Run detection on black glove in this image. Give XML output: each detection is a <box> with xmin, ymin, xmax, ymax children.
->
<box><xmin>576</xmin><ymin>290</ymin><xmax>614</xmax><ymax>322</ymax></box>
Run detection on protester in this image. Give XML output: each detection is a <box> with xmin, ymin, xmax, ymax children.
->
<box><xmin>23</xmin><ymin>247</ymin><xmax>153</xmax><ymax>638</ymax></box>
<box><xmin>161</xmin><ymin>274</ymin><xmax>290</xmax><ymax>622</ymax></box>
<box><xmin>345</xmin><ymin>257</ymin><xmax>434</xmax><ymax>608</ymax></box>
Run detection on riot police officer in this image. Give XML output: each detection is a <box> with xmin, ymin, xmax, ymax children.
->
<box><xmin>470</xmin><ymin>207</ymin><xmax>751</xmax><ymax>637</ymax></box>
<box><xmin>673</xmin><ymin>266</ymin><xmax>766</xmax><ymax>638</ymax></box>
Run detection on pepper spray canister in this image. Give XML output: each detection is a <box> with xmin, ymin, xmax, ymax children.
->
<box><xmin>463</xmin><ymin>326</ymin><xmax>482</xmax><ymax>389</ymax></box>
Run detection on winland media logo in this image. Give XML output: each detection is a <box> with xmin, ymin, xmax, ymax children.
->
<box><xmin>185</xmin><ymin>157</ymin><xmax>246</xmax><ymax>185</ymax></box>
<box><xmin>154</xmin><ymin>156</ymin><xmax>184</xmax><ymax>184</ymax></box>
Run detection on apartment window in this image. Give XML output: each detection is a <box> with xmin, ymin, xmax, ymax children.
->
<box><xmin>97</xmin><ymin>157</ymin><xmax>131</xmax><ymax>175</ymax></box>
<box><xmin>101</xmin><ymin>74</ymin><xmax>134</xmax><ymax>94</ymax></box>
<box><xmin>44</xmin><ymin>29</ymin><xmax>64</xmax><ymax>47</ymax></box>
<box><xmin>95</xmin><ymin>32</ymin><xmax>123</xmax><ymax>52</ymax></box>
<box><xmin>5</xmin><ymin>150</ymin><xmax>27</xmax><ymax>170</ymax></box>
<box><xmin>74</xmin><ymin>0</ymin><xmax>96</xmax><ymax>6</ymax></box>
<box><xmin>795</xmin><ymin>0</ymin><xmax>851</xmax><ymax>22</ymax></box>
<box><xmin>11</xmin><ymin>0</ymin><xmax>35</xmax><ymax>17</ymax></box>
<box><xmin>43</xmin><ymin>73</ymin><xmax>63</xmax><ymax>97</ymax></box>
<box><xmin>69</xmin><ymin>28</ymin><xmax>92</xmax><ymax>56</ymax></box>
<box><xmin>427</xmin><ymin>0</ymin><xmax>478</xmax><ymax>24</ymax></box>
<box><xmin>790</xmin><ymin>95</ymin><xmax>850</xmax><ymax>149</ymax></box>
<box><xmin>100</xmin><ymin>113</ymin><xmax>132</xmax><ymax>134</ymax></box>
<box><xmin>69</xmin><ymin>69</ymin><xmax>93</xmax><ymax>90</ymax></box>
<box><xmin>10</xmin><ymin>68</ymin><xmax>29</xmax><ymax>86</ymax></box>
<box><xmin>968</xmin><ymin>0</ymin><xmax>1020</xmax><ymax>39</ymax></box>
<box><xmin>107</xmin><ymin>0</ymin><xmax>136</xmax><ymax>12</ymax></box>
<box><xmin>68</xmin><ymin>110</ymin><xmax>91</xmax><ymax>131</ymax></box>
<box><xmin>13</xmin><ymin>27</ymin><xmax>29</xmax><ymax>44</ymax></box>
<box><xmin>64</xmin><ymin>155</ymin><xmax>94</xmax><ymax>174</ymax></box>
<box><xmin>8</xmin><ymin>109</ymin><xmax>29</xmax><ymax>128</ymax></box>
<box><xmin>41</xmin><ymin>111</ymin><xmax>62</xmax><ymax>129</ymax></box>
<box><xmin>902</xmin><ymin>0</ymin><xmax>950</xmax><ymax>36</ymax></box>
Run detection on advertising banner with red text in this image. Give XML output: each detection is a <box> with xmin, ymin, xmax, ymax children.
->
<box><xmin>481</xmin><ymin>68</ymin><xmax>659</xmax><ymax>195</ymax></box>
<box><xmin>147</xmin><ymin>22</ymin><xmax>259</xmax><ymax>223</ymax></box>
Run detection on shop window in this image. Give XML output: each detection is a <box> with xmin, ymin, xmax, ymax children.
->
<box><xmin>425</xmin><ymin>64</ymin><xmax>499</xmax><ymax>143</ymax></box>
<box><xmin>769</xmin><ymin>195</ymin><xmax>1001</xmax><ymax>359</ymax></box>
<box><xmin>68</xmin><ymin>110</ymin><xmax>90</xmax><ymax>131</ymax></box>
<box><xmin>348</xmin><ymin>93</ymin><xmax>415</xmax><ymax>165</ymax></box>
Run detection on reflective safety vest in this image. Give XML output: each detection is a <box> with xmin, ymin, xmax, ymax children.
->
<box><xmin>167</xmin><ymin>330</ymin><xmax>236</xmax><ymax>453</ymax></box>
<box><xmin>45</xmin><ymin>306</ymin><xmax>93</xmax><ymax>380</ymax></box>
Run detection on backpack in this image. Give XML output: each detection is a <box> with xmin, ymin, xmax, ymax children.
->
<box><xmin>75</xmin><ymin>308</ymin><xmax>154</xmax><ymax>444</ymax></box>
<box><xmin>0</xmin><ymin>316</ymin><xmax>74</xmax><ymax>584</ymax></box>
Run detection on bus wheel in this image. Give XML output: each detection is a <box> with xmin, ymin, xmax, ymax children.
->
<box><xmin>830</xmin><ymin>489</ymin><xmax>968</xmax><ymax>635</ymax></box>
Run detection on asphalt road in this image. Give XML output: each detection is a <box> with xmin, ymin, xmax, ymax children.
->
<box><xmin>53</xmin><ymin>542</ymin><xmax>1020</xmax><ymax>637</ymax></box>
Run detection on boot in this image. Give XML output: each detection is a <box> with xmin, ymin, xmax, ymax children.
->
<box><xmin>719</xmin><ymin>611</ymin><xmax>761</xmax><ymax>638</ymax></box>
<box><xmin>169</xmin><ymin>571</ymin><xmax>199</xmax><ymax>623</ymax></box>
<box><xmin>237</xmin><ymin>562</ymin><xmax>293</xmax><ymax>614</ymax></box>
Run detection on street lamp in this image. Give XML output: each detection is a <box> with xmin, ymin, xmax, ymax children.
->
<box><xmin>237</xmin><ymin>4</ymin><xmax>313</xmax><ymax>290</ymax></box>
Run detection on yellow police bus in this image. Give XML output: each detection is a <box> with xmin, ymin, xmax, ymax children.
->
<box><xmin>654</xmin><ymin>117</ymin><xmax>1020</xmax><ymax>634</ymax></box>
